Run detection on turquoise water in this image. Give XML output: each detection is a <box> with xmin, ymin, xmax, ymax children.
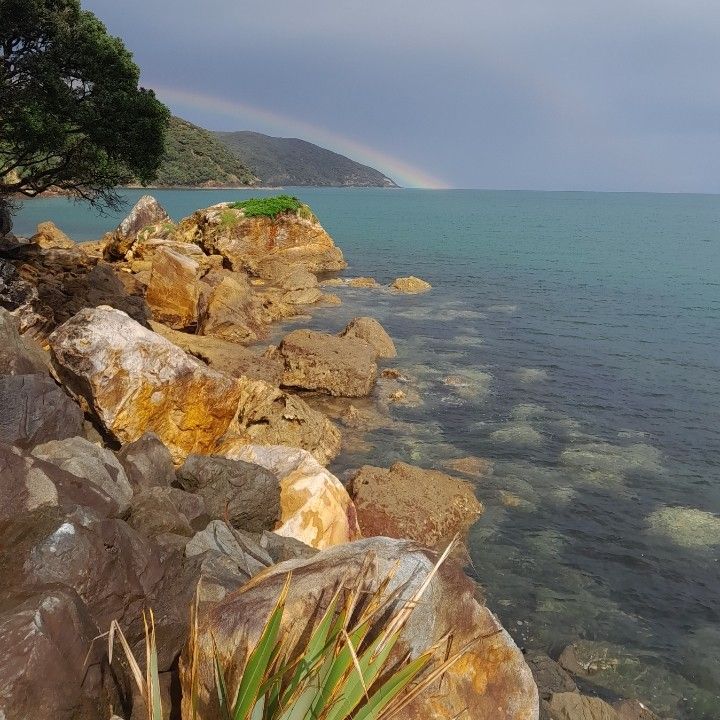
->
<box><xmin>14</xmin><ymin>189</ymin><xmax>720</xmax><ymax>717</ymax></box>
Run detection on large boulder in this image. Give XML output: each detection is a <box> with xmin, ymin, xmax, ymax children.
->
<box><xmin>176</xmin><ymin>202</ymin><xmax>346</xmax><ymax>275</ymax></box>
<box><xmin>340</xmin><ymin>316</ymin><xmax>397</xmax><ymax>358</ymax></box>
<box><xmin>103</xmin><ymin>195</ymin><xmax>171</xmax><ymax>260</ymax></box>
<box><xmin>30</xmin><ymin>436</ymin><xmax>133</xmax><ymax>515</ymax></box>
<box><xmin>274</xmin><ymin>329</ymin><xmax>378</xmax><ymax>397</ymax></box>
<box><xmin>0</xmin><ymin>307</ymin><xmax>49</xmax><ymax>375</ymax></box>
<box><xmin>116</xmin><ymin>431</ymin><xmax>177</xmax><ymax>489</ymax></box>
<box><xmin>0</xmin><ymin>443</ymin><xmax>119</xmax><ymax>520</ymax></box>
<box><xmin>220</xmin><ymin>445</ymin><xmax>360</xmax><ymax>549</ymax></box>
<box><xmin>30</xmin><ymin>221</ymin><xmax>75</xmax><ymax>250</ymax></box>
<box><xmin>181</xmin><ymin>537</ymin><xmax>538</xmax><ymax>720</ymax></box>
<box><xmin>127</xmin><ymin>486</ymin><xmax>207</xmax><ymax>538</ymax></box>
<box><xmin>176</xmin><ymin>454</ymin><xmax>280</xmax><ymax>533</ymax></box>
<box><xmin>145</xmin><ymin>246</ymin><xmax>201</xmax><ymax>330</ymax></box>
<box><xmin>49</xmin><ymin>306</ymin><xmax>243</xmax><ymax>463</ymax></box>
<box><xmin>349</xmin><ymin>462</ymin><xmax>483</xmax><ymax>551</ymax></box>
<box><xmin>0</xmin><ymin>374</ymin><xmax>84</xmax><ymax>449</ymax></box>
<box><xmin>0</xmin><ymin>586</ymin><xmax>119</xmax><ymax>720</ymax></box>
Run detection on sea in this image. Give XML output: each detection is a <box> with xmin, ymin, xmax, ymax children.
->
<box><xmin>13</xmin><ymin>188</ymin><xmax>720</xmax><ymax>718</ymax></box>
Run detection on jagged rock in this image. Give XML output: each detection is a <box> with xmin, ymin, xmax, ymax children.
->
<box><xmin>130</xmin><ymin>237</ymin><xmax>206</xmax><ymax>264</ymax></box>
<box><xmin>151</xmin><ymin>321</ymin><xmax>284</xmax><ymax>384</ymax></box>
<box><xmin>103</xmin><ymin>195</ymin><xmax>171</xmax><ymax>260</ymax></box>
<box><xmin>30</xmin><ymin>221</ymin><xmax>75</xmax><ymax>249</ymax></box>
<box><xmin>116</xmin><ymin>432</ymin><xmax>177</xmax><ymax>489</ymax></box>
<box><xmin>220</xmin><ymin>445</ymin><xmax>360</xmax><ymax>549</ymax></box>
<box><xmin>127</xmin><ymin>486</ymin><xmax>208</xmax><ymax>537</ymax></box>
<box><xmin>0</xmin><ymin>307</ymin><xmax>49</xmax><ymax>375</ymax></box>
<box><xmin>525</xmin><ymin>651</ymin><xmax>578</xmax><ymax>700</ymax></box>
<box><xmin>0</xmin><ymin>374</ymin><xmax>84</xmax><ymax>449</ymax></box>
<box><xmin>547</xmin><ymin>693</ymin><xmax>619</xmax><ymax>720</ymax></box>
<box><xmin>0</xmin><ymin>443</ymin><xmax>119</xmax><ymax>520</ymax></box>
<box><xmin>0</xmin><ymin>587</ymin><xmax>119</xmax><ymax>720</ymax></box>
<box><xmin>49</xmin><ymin>306</ymin><xmax>243</xmax><ymax>463</ymax></box>
<box><xmin>181</xmin><ymin>537</ymin><xmax>538</xmax><ymax>720</ymax></box>
<box><xmin>0</xmin><ymin>257</ymin><xmax>37</xmax><ymax>317</ymax></box>
<box><xmin>221</xmin><ymin>379</ymin><xmax>342</xmax><ymax>465</ymax></box>
<box><xmin>340</xmin><ymin>316</ymin><xmax>397</xmax><ymax>358</ymax></box>
<box><xmin>349</xmin><ymin>462</ymin><xmax>483</xmax><ymax>551</ymax></box>
<box><xmin>391</xmin><ymin>275</ymin><xmax>432</xmax><ymax>293</ymax></box>
<box><xmin>274</xmin><ymin>329</ymin><xmax>378</xmax><ymax>397</ymax></box>
<box><xmin>176</xmin><ymin>202</ymin><xmax>346</xmax><ymax>275</ymax></box>
<box><xmin>176</xmin><ymin>454</ymin><xmax>280</xmax><ymax>533</ymax></box>
<box><xmin>146</xmin><ymin>247</ymin><xmax>201</xmax><ymax>330</ymax></box>
<box><xmin>31</xmin><ymin>436</ymin><xmax>133</xmax><ymax>515</ymax></box>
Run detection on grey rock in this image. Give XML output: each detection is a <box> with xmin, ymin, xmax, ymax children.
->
<box><xmin>0</xmin><ymin>308</ymin><xmax>49</xmax><ymax>375</ymax></box>
<box><xmin>127</xmin><ymin>487</ymin><xmax>205</xmax><ymax>538</ymax></box>
<box><xmin>117</xmin><ymin>432</ymin><xmax>176</xmax><ymax>489</ymax></box>
<box><xmin>259</xmin><ymin>530</ymin><xmax>318</xmax><ymax>563</ymax></box>
<box><xmin>0</xmin><ymin>374</ymin><xmax>83</xmax><ymax>449</ymax></box>
<box><xmin>525</xmin><ymin>651</ymin><xmax>578</xmax><ymax>700</ymax></box>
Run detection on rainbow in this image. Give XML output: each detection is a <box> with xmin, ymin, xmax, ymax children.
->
<box><xmin>151</xmin><ymin>85</ymin><xmax>450</xmax><ymax>189</ymax></box>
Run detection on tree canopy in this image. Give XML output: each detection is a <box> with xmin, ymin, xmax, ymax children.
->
<box><xmin>0</xmin><ymin>0</ymin><xmax>169</xmax><ymax>212</ymax></box>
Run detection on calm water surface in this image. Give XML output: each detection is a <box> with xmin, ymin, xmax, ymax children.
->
<box><xmin>15</xmin><ymin>189</ymin><xmax>720</xmax><ymax>717</ymax></box>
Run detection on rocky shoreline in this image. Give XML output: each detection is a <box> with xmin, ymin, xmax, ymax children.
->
<box><xmin>0</xmin><ymin>196</ymin><xmax>660</xmax><ymax>719</ymax></box>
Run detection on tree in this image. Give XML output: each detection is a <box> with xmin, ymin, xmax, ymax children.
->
<box><xmin>0</xmin><ymin>0</ymin><xmax>170</xmax><ymax>226</ymax></box>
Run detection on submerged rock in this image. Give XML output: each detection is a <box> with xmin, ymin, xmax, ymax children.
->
<box><xmin>547</xmin><ymin>692</ymin><xmax>619</xmax><ymax>720</ymax></box>
<box><xmin>221</xmin><ymin>444</ymin><xmax>359</xmax><ymax>549</ymax></box>
<box><xmin>181</xmin><ymin>537</ymin><xmax>538</xmax><ymax>720</ymax></box>
<box><xmin>444</xmin><ymin>455</ymin><xmax>494</xmax><ymax>478</ymax></box>
<box><xmin>645</xmin><ymin>506</ymin><xmax>720</xmax><ymax>548</ymax></box>
<box><xmin>339</xmin><ymin>316</ymin><xmax>397</xmax><ymax>358</ymax></box>
<box><xmin>349</xmin><ymin>461</ymin><xmax>483</xmax><ymax>550</ymax></box>
<box><xmin>391</xmin><ymin>275</ymin><xmax>432</xmax><ymax>293</ymax></box>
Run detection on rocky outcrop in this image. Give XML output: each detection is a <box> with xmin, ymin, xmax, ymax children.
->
<box><xmin>182</xmin><ymin>537</ymin><xmax>538</xmax><ymax>720</ymax></box>
<box><xmin>0</xmin><ymin>308</ymin><xmax>49</xmax><ymax>375</ymax></box>
<box><xmin>175</xmin><ymin>203</ymin><xmax>346</xmax><ymax>275</ymax></box>
<box><xmin>391</xmin><ymin>275</ymin><xmax>432</xmax><ymax>293</ymax></box>
<box><xmin>145</xmin><ymin>246</ymin><xmax>201</xmax><ymax>329</ymax></box>
<box><xmin>103</xmin><ymin>195</ymin><xmax>171</xmax><ymax>260</ymax></box>
<box><xmin>340</xmin><ymin>316</ymin><xmax>397</xmax><ymax>357</ymax></box>
<box><xmin>220</xmin><ymin>445</ymin><xmax>359</xmax><ymax>549</ymax></box>
<box><xmin>349</xmin><ymin>462</ymin><xmax>483</xmax><ymax>551</ymax></box>
<box><xmin>176</xmin><ymin>454</ymin><xmax>280</xmax><ymax>533</ymax></box>
<box><xmin>49</xmin><ymin>306</ymin><xmax>243</xmax><ymax>462</ymax></box>
<box><xmin>30</xmin><ymin>221</ymin><xmax>76</xmax><ymax>250</ymax></box>
<box><xmin>274</xmin><ymin>329</ymin><xmax>378</xmax><ymax>397</ymax></box>
<box><xmin>0</xmin><ymin>374</ymin><xmax>84</xmax><ymax>449</ymax></box>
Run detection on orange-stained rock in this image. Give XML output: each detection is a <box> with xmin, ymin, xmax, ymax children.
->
<box><xmin>174</xmin><ymin>202</ymin><xmax>346</xmax><ymax>275</ymax></box>
<box><xmin>48</xmin><ymin>306</ymin><xmax>242</xmax><ymax>463</ymax></box>
<box><xmin>145</xmin><ymin>247</ymin><xmax>201</xmax><ymax>330</ymax></box>
<box><xmin>349</xmin><ymin>461</ymin><xmax>483</xmax><ymax>550</ymax></box>
<box><xmin>30</xmin><ymin>221</ymin><xmax>75</xmax><ymax>250</ymax></box>
<box><xmin>181</xmin><ymin>537</ymin><xmax>538</xmax><ymax>720</ymax></box>
<box><xmin>102</xmin><ymin>195</ymin><xmax>171</xmax><ymax>260</ymax></box>
<box><xmin>220</xmin><ymin>445</ymin><xmax>359</xmax><ymax>548</ymax></box>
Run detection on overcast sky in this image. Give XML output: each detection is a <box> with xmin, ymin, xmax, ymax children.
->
<box><xmin>85</xmin><ymin>0</ymin><xmax>720</xmax><ymax>191</ymax></box>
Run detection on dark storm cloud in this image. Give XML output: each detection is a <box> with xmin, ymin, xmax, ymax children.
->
<box><xmin>84</xmin><ymin>0</ymin><xmax>720</xmax><ymax>191</ymax></box>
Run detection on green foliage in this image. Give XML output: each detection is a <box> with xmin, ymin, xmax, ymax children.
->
<box><xmin>220</xmin><ymin>209</ymin><xmax>241</xmax><ymax>227</ymax></box>
<box><xmin>0</xmin><ymin>0</ymin><xmax>170</xmax><ymax>210</ymax></box>
<box><xmin>229</xmin><ymin>195</ymin><xmax>312</xmax><ymax>219</ymax></box>
<box><xmin>155</xmin><ymin>117</ymin><xmax>257</xmax><ymax>188</ymax></box>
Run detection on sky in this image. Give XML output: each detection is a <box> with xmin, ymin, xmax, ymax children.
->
<box><xmin>85</xmin><ymin>0</ymin><xmax>720</xmax><ymax>192</ymax></box>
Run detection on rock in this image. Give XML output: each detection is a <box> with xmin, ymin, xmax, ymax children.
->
<box><xmin>0</xmin><ymin>258</ymin><xmax>37</xmax><ymax>318</ymax></box>
<box><xmin>197</xmin><ymin>272</ymin><xmax>268</xmax><ymax>343</ymax></box>
<box><xmin>347</xmin><ymin>276</ymin><xmax>380</xmax><ymax>288</ymax></box>
<box><xmin>340</xmin><ymin>316</ymin><xmax>397</xmax><ymax>358</ymax></box>
<box><xmin>179</xmin><ymin>202</ymin><xmax>346</xmax><ymax>275</ymax></box>
<box><xmin>127</xmin><ymin>486</ymin><xmax>207</xmax><ymax>537</ymax></box>
<box><xmin>181</xmin><ymin>537</ymin><xmax>538</xmax><ymax>720</ymax></box>
<box><xmin>151</xmin><ymin>320</ymin><xmax>284</xmax><ymax>384</ymax></box>
<box><xmin>349</xmin><ymin>462</ymin><xmax>483</xmax><ymax>551</ymax></box>
<box><xmin>220</xmin><ymin>445</ymin><xmax>360</xmax><ymax>549</ymax></box>
<box><xmin>525</xmin><ymin>651</ymin><xmax>578</xmax><ymax>700</ymax></box>
<box><xmin>0</xmin><ymin>374</ymin><xmax>84</xmax><ymax>449</ymax></box>
<box><xmin>381</xmin><ymin>367</ymin><xmax>410</xmax><ymax>380</ymax></box>
<box><xmin>130</xmin><ymin>237</ymin><xmax>206</xmax><ymax>264</ymax></box>
<box><xmin>185</xmin><ymin>520</ymin><xmax>272</xmax><ymax>576</ymax></box>
<box><xmin>547</xmin><ymin>693</ymin><xmax>620</xmax><ymax>720</ymax></box>
<box><xmin>275</xmin><ymin>329</ymin><xmax>378</xmax><ymax>397</ymax></box>
<box><xmin>281</xmin><ymin>286</ymin><xmax>323</xmax><ymax>305</ymax></box>
<box><xmin>49</xmin><ymin>306</ymin><xmax>243</xmax><ymax>463</ymax></box>
<box><xmin>278</xmin><ymin>266</ymin><xmax>318</xmax><ymax>291</ymax></box>
<box><xmin>30</xmin><ymin>221</ymin><xmax>75</xmax><ymax>249</ymax></box>
<box><xmin>146</xmin><ymin>247</ymin><xmax>201</xmax><ymax>330</ymax></box>
<box><xmin>612</xmin><ymin>699</ymin><xmax>660</xmax><ymax>720</ymax></box>
<box><xmin>0</xmin><ymin>443</ymin><xmax>119</xmax><ymax>520</ymax></box>
<box><xmin>116</xmin><ymin>432</ymin><xmax>176</xmax><ymax>489</ymax></box>
<box><xmin>176</xmin><ymin>454</ymin><xmax>280</xmax><ymax>533</ymax></box>
<box><xmin>391</xmin><ymin>275</ymin><xmax>432</xmax><ymax>293</ymax></box>
<box><xmin>558</xmin><ymin>641</ymin><xmax>622</xmax><ymax>677</ymax></box>
<box><xmin>444</xmin><ymin>455</ymin><xmax>494</xmax><ymax>479</ymax></box>
<box><xmin>0</xmin><ymin>587</ymin><xmax>119</xmax><ymax>720</ymax></box>
<box><xmin>31</xmin><ymin>436</ymin><xmax>133</xmax><ymax>515</ymax></box>
<box><xmin>259</xmin><ymin>530</ymin><xmax>318</xmax><ymax>562</ymax></box>
<box><xmin>0</xmin><ymin>307</ymin><xmax>49</xmax><ymax>375</ymax></box>
<box><xmin>221</xmin><ymin>379</ymin><xmax>342</xmax><ymax>465</ymax></box>
<box><xmin>103</xmin><ymin>195</ymin><xmax>171</xmax><ymax>260</ymax></box>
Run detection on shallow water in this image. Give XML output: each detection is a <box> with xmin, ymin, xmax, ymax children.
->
<box><xmin>14</xmin><ymin>188</ymin><xmax>720</xmax><ymax>717</ymax></box>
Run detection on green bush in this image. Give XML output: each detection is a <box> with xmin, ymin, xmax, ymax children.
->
<box><xmin>229</xmin><ymin>195</ymin><xmax>311</xmax><ymax>219</ymax></box>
